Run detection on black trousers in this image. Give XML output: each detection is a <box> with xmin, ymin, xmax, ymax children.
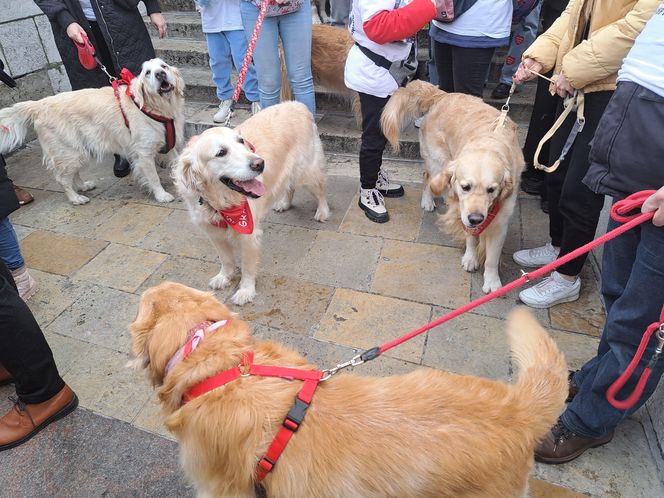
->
<box><xmin>547</xmin><ymin>91</ymin><xmax>613</xmax><ymax>277</ymax></box>
<box><xmin>433</xmin><ymin>42</ymin><xmax>495</xmax><ymax>97</ymax></box>
<box><xmin>359</xmin><ymin>92</ymin><xmax>390</xmax><ymax>189</ymax></box>
<box><xmin>0</xmin><ymin>261</ymin><xmax>64</xmax><ymax>404</ymax></box>
<box><xmin>88</xmin><ymin>21</ymin><xmax>117</xmax><ymax>79</ymax></box>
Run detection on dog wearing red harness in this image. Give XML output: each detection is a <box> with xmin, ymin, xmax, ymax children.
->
<box><xmin>0</xmin><ymin>58</ymin><xmax>184</xmax><ymax>205</ymax></box>
<box><xmin>173</xmin><ymin>101</ymin><xmax>330</xmax><ymax>305</ymax></box>
<box><xmin>130</xmin><ymin>281</ymin><xmax>568</xmax><ymax>498</ymax></box>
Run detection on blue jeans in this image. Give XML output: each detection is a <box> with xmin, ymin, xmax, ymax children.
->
<box><xmin>0</xmin><ymin>218</ymin><xmax>24</xmax><ymax>271</ymax></box>
<box><xmin>499</xmin><ymin>2</ymin><xmax>542</xmax><ymax>86</ymax></box>
<box><xmin>239</xmin><ymin>0</ymin><xmax>316</xmax><ymax>115</ymax></box>
<box><xmin>206</xmin><ymin>29</ymin><xmax>260</xmax><ymax>102</ymax></box>
<box><xmin>562</xmin><ymin>207</ymin><xmax>664</xmax><ymax>437</ymax></box>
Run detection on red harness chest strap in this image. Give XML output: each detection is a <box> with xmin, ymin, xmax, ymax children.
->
<box><xmin>463</xmin><ymin>200</ymin><xmax>502</xmax><ymax>237</ymax></box>
<box><xmin>183</xmin><ymin>352</ymin><xmax>323</xmax><ymax>483</ymax></box>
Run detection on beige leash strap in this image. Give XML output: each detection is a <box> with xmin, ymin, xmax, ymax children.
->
<box><xmin>534</xmin><ymin>90</ymin><xmax>585</xmax><ymax>173</ymax></box>
<box><xmin>493</xmin><ymin>82</ymin><xmax>517</xmax><ymax>132</ymax></box>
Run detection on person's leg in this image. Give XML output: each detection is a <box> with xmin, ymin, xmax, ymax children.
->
<box><xmin>498</xmin><ymin>2</ymin><xmax>542</xmax><ymax>87</ymax></box>
<box><xmin>450</xmin><ymin>45</ymin><xmax>495</xmax><ymax>97</ymax></box>
<box><xmin>207</xmin><ymin>31</ymin><xmax>235</xmax><ymax>101</ymax></box>
<box><xmin>433</xmin><ymin>41</ymin><xmax>454</xmax><ymax>93</ymax></box>
<box><xmin>240</xmin><ymin>1</ymin><xmax>281</xmax><ymax>109</ymax></box>
<box><xmin>329</xmin><ymin>0</ymin><xmax>351</xmax><ymax>26</ymax></box>
<box><xmin>279</xmin><ymin>7</ymin><xmax>316</xmax><ymax>115</ymax></box>
<box><xmin>0</xmin><ymin>218</ymin><xmax>24</xmax><ymax>271</ymax></box>
<box><xmin>225</xmin><ymin>29</ymin><xmax>260</xmax><ymax>103</ymax></box>
<box><xmin>427</xmin><ymin>35</ymin><xmax>438</xmax><ymax>86</ymax></box>
<box><xmin>555</xmin><ymin>91</ymin><xmax>613</xmax><ymax>277</ymax></box>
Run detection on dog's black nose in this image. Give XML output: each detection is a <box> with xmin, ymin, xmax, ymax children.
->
<box><xmin>468</xmin><ymin>213</ymin><xmax>485</xmax><ymax>226</ymax></box>
<box><xmin>155</xmin><ymin>70</ymin><xmax>167</xmax><ymax>82</ymax></box>
<box><xmin>250</xmin><ymin>158</ymin><xmax>264</xmax><ymax>173</ymax></box>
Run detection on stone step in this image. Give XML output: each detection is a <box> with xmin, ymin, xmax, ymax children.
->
<box><xmin>160</xmin><ymin>0</ymin><xmax>196</xmax><ymax>11</ymax></box>
<box><xmin>148</xmin><ymin>11</ymin><xmax>203</xmax><ymax>40</ymax></box>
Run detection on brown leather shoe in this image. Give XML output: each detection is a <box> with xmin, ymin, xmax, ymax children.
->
<box><xmin>535</xmin><ymin>419</ymin><xmax>613</xmax><ymax>464</ymax></box>
<box><xmin>0</xmin><ymin>385</ymin><xmax>78</xmax><ymax>451</ymax></box>
<box><xmin>12</xmin><ymin>184</ymin><xmax>34</xmax><ymax>206</ymax></box>
<box><xmin>0</xmin><ymin>365</ymin><xmax>12</xmax><ymax>386</ymax></box>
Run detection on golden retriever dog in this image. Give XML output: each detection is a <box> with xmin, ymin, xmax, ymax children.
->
<box><xmin>381</xmin><ymin>80</ymin><xmax>525</xmax><ymax>293</ymax></box>
<box><xmin>173</xmin><ymin>101</ymin><xmax>330</xmax><ymax>305</ymax></box>
<box><xmin>0</xmin><ymin>58</ymin><xmax>184</xmax><ymax>205</ymax></box>
<box><xmin>281</xmin><ymin>24</ymin><xmax>360</xmax><ymax>123</ymax></box>
<box><xmin>130</xmin><ymin>281</ymin><xmax>568</xmax><ymax>498</ymax></box>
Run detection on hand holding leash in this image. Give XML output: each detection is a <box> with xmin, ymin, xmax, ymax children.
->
<box><xmin>513</xmin><ymin>58</ymin><xmax>542</xmax><ymax>84</ymax></box>
<box><xmin>642</xmin><ymin>186</ymin><xmax>664</xmax><ymax>227</ymax></box>
<box><xmin>66</xmin><ymin>22</ymin><xmax>86</xmax><ymax>44</ymax></box>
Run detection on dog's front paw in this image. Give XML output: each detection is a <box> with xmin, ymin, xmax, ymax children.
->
<box><xmin>155</xmin><ymin>191</ymin><xmax>175</xmax><ymax>203</ymax></box>
<box><xmin>482</xmin><ymin>276</ymin><xmax>502</xmax><ymax>294</ymax></box>
<box><xmin>461</xmin><ymin>253</ymin><xmax>480</xmax><ymax>272</ymax></box>
<box><xmin>421</xmin><ymin>198</ymin><xmax>436</xmax><ymax>212</ymax></box>
<box><xmin>209</xmin><ymin>273</ymin><xmax>231</xmax><ymax>289</ymax></box>
<box><xmin>231</xmin><ymin>287</ymin><xmax>256</xmax><ymax>305</ymax></box>
<box><xmin>314</xmin><ymin>205</ymin><xmax>330</xmax><ymax>222</ymax></box>
<box><xmin>79</xmin><ymin>181</ymin><xmax>96</xmax><ymax>192</ymax></box>
<box><xmin>70</xmin><ymin>194</ymin><xmax>90</xmax><ymax>205</ymax></box>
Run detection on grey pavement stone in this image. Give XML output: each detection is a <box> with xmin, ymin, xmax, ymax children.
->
<box><xmin>34</xmin><ymin>15</ymin><xmax>61</xmax><ymax>64</ymax></box>
<box><xmin>43</xmin><ymin>332</ymin><xmax>94</xmax><ymax>378</ymax></box>
<box><xmin>260</xmin><ymin>222</ymin><xmax>319</xmax><ymax>278</ymax></box>
<box><xmin>416</xmin><ymin>207</ymin><xmax>465</xmax><ymax>248</ymax></box>
<box><xmin>547</xmin><ymin>328</ymin><xmax>600</xmax><ymax>372</ymax></box>
<box><xmin>11</xmin><ymin>223</ymin><xmax>34</xmax><ymax>240</ymax></box>
<box><xmin>0</xmin><ymin>0</ymin><xmax>43</xmax><ymax>23</ymax></box>
<box><xmin>140</xmin><ymin>209</ymin><xmax>218</xmax><ymax>261</ymax></box>
<box><xmin>0</xmin><ymin>18</ymin><xmax>47</xmax><ymax>76</ymax></box>
<box><xmin>47</xmin><ymin>66</ymin><xmax>71</xmax><ymax>93</ymax></box>
<box><xmin>0</xmin><ymin>69</ymin><xmax>52</xmax><ymax>107</ymax></box>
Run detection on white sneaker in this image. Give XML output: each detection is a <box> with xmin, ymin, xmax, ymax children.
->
<box><xmin>359</xmin><ymin>188</ymin><xmax>389</xmax><ymax>223</ymax></box>
<box><xmin>414</xmin><ymin>116</ymin><xmax>424</xmax><ymax>128</ymax></box>
<box><xmin>513</xmin><ymin>242</ymin><xmax>559</xmax><ymax>267</ymax></box>
<box><xmin>251</xmin><ymin>101</ymin><xmax>262</xmax><ymax>115</ymax></box>
<box><xmin>519</xmin><ymin>271</ymin><xmax>580</xmax><ymax>309</ymax></box>
<box><xmin>10</xmin><ymin>266</ymin><xmax>38</xmax><ymax>301</ymax></box>
<box><xmin>375</xmin><ymin>169</ymin><xmax>404</xmax><ymax>198</ymax></box>
<box><xmin>213</xmin><ymin>99</ymin><xmax>233</xmax><ymax>123</ymax></box>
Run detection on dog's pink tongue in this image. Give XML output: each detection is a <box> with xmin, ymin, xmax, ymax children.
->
<box><xmin>235</xmin><ymin>179</ymin><xmax>266</xmax><ymax>197</ymax></box>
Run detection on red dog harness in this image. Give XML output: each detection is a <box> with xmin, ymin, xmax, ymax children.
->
<box><xmin>462</xmin><ymin>200</ymin><xmax>502</xmax><ymax>237</ymax></box>
<box><xmin>111</xmin><ymin>68</ymin><xmax>176</xmax><ymax>153</ymax></box>
<box><xmin>166</xmin><ymin>321</ymin><xmax>323</xmax><ymax>483</ymax></box>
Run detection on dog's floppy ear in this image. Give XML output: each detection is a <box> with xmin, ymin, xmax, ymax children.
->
<box><xmin>499</xmin><ymin>167</ymin><xmax>514</xmax><ymax>201</ymax></box>
<box><xmin>429</xmin><ymin>164</ymin><xmax>456</xmax><ymax>197</ymax></box>
<box><xmin>174</xmin><ymin>142</ymin><xmax>201</xmax><ymax>192</ymax></box>
<box><xmin>172</xmin><ymin>66</ymin><xmax>185</xmax><ymax>98</ymax></box>
<box><xmin>131</xmin><ymin>74</ymin><xmax>148</xmax><ymax>110</ymax></box>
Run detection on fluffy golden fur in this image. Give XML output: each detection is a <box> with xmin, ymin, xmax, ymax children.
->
<box><xmin>381</xmin><ymin>80</ymin><xmax>525</xmax><ymax>293</ymax></box>
<box><xmin>130</xmin><ymin>281</ymin><xmax>568</xmax><ymax>498</ymax></box>
<box><xmin>280</xmin><ymin>24</ymin><xmax>360</xmax><ymax>123</ymax></box>
<box><xmin>0</xmin><ymin>58</ymin><xmax>184</xmax><ymax>205</ymax></box>
<box><xmin>172</xmin><ymin>101</ymin><xmax>329</xmax><ymax>305</ymax></box>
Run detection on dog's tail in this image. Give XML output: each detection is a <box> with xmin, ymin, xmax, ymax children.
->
<box><xmin>0</xmin><ymin>101</ymin><xmax>39</xmax><ymax>154</ymax></box>
<box><xmin>506</xmin><ymin>307</ymin><xmax>568</xmax><ymax>444</ymax></box>
<box><xmin>380</xmin><ymin>80</ymin><xmax>445</xmax><ymax>152</ymax></box>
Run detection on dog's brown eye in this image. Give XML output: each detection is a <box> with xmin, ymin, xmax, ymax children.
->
<box><xmin>461</xmin><ymin>184</ymin><xmax>471</xmax><ymax>192</ymax></box>
<box><xmin>146</xmin><ymin>70</ymin><xmax>151</xmax><ymax>76</ymax></box>
<box><xmin>216</xmin><ymin>148</ymin><xmax>227</xmax><ymax>157</ymax></box>
<box><xmin>487</xmin><ymin>187</ymin><xmax>495</xmax><ymax>194</ymax></box>
<box><xmin>161</xmin><ymin>64</ymin><xmax>167</xmax><ymax>69</ymax></box>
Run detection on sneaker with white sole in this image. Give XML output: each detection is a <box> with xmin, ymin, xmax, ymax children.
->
<box><xmin>513</xmin><ymin>242</ymin><xmax>559</xmax><ymax>267</ymax></box>
<box><xmin>359</xmin><ymin>188</ymin><xmax>389</xmax><ymax>223</ymax></box>
<box><xmin>519</xmin><ymin>271</ymin><xmax>580</xmax><ymax>309</ymax></box>
<box><xmin>213</xmin><ymin>99</ymin><xmax>233</xmax><ymax>123</ymax></box>
<box><xmin>375</xmin><ymin>169</ymin><xmax>404</xmax><ymax>198</ymax></box>
<box><xmin>251</xmin><ymin>101</ymin><xmax>262</xmax><ymax>115</ymax></box>
<box><xmin>10</xmin><ymin>265</ymin><xmax>38</xmax><ymax>301</ymax></box>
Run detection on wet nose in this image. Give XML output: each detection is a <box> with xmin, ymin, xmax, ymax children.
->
<box><xmin>155</xmin><ymin>70</ymin><xmax>167</xmax><ymax>81</ymax></box>
<box><xmin>468</xmin><ymin>213</ymin><xmax>485</xmax><ymax>226</ymax></box>
<box><xmin>250</xmin><ymin>158</ymin><xmax>264</xmax><ymax>173</ymax></box>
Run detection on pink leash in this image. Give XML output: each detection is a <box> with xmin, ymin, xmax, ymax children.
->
<box><xmin>322</xmin><ymin>191</ymin><xmax>660</xmax><ymax>412</ymax></box>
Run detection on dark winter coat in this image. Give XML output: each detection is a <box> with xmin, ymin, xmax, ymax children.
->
<box><xmin>0</xmin><ymin>155</ymin><xmax>19</xmax><ymax>220</ymax></box>
<box><xmin>34</xmin><ymin>0</ymin><xmax>161</xmax><ymax>90</ymax></box>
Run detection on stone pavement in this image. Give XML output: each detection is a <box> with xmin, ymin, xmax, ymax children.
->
<box><xmin>1</xmin><ymin>141</ymin><xmax>663</xmax><ymax>497</ymax></box>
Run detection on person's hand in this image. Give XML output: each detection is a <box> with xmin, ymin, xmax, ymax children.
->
<box><xmin>66</xmin><ymin>22</ymin><xmax>86</xmax><ymax>44</ymax></box>
<box><xmin>553</xmin><ymin>73</ymin><xmax>575</xmax><ymax>98</ymax></box>
<box><xmin>513</xmin><ymin>58</ymin><xmax>542</xmax><ymax>84</ymax></box>
<box><xmin>150</xmin><ymin>13</ymin><xmax>167</xmax><ymax>39</ymax></box>
<box><xmin>642</xmin><ymin>186</ymin><xmax>664</xmax><ymax>227</ymax></box>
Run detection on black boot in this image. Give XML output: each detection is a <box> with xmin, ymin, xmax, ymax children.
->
<box><xmin>113</xmin><ymin>155</ymin><xmax>131</xmax><ymax>178</ymax></box>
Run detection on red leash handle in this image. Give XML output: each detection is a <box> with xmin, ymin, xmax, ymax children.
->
<box><xmin>610</xmin><ymin>190</ymin><xmax>656</xmax><ymax>223</ymax></box>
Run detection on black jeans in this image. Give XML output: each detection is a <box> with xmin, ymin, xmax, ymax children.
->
<box><xmin>88</xmin><ymin>21</ymin><xmax>117</xmax><ymax>79</ymax></box>
<box><xmin>433</xmin><ymin>42</ymin><xmax>495</xmax><ymax>97</ymax></box>
<box><xmin>0</xmin><ymin>261</ymin><xmax>64</xmax><ymax>404</ymax></box>
<box><xmin>547</xmin><ymin>91</ymin><xmax>613</xmax><ymax>276</ymax></box>
<box><xmin>358</xmin><ymin>92</ymin><xmax>390</xmax><ymax>189</ymax></box>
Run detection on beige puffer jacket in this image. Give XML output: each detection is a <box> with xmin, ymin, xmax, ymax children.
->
<box><xmin>522</xmin><ymin>0</ymin><xmax>659</xmax><ymax>94</ymax></box>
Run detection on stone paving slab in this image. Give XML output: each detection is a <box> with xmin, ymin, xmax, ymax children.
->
<box><xmin>20</xmin><ymin>230</ymin><xmax>108</xmax><ymax>276</ymax></box>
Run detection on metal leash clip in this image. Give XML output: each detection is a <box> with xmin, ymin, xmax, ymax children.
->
<box><xmin>320</xmin><ymin>353</ymin><xmax>365</xmax><ymax>381</ymax></box>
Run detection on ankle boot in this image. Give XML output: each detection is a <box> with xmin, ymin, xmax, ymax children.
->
<box><xmin>10</xmin><ymin>266</ymin><xmax>38</xmax><ymax>301</ymax></box>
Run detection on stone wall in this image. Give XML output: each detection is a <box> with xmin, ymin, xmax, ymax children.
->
<box><xmin>0</xmin><ymin>0</ymin><xmax>71</xmax><ymax>108</ymax></box>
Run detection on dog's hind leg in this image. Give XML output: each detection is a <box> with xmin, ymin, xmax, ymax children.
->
<box><xmin>232</xmin><ymin>233</ymin><xmax>261</xmax><ymax>305</ymax></box>
<box><xmin>132</xmin><ymin>155</ymin><xmax>175</xmax><ymax>203</ymax></box>
<box><xmin>73</xmin><ymin>171</ymin><xmax>96</xmax><ymax>192</ymax></box>
<box><xmin>44</xmin><ymin>150</ymin><xmax>90</xmax><ymax>205</ymax></box>
<box><xmin>303</xmin><ymin>139</ymin><xmax>330</xmax><ymax>221</ymax></box>
<box><xmin>272</xmin><ymin>185</ymin><xmax>294</xmax><ymax>212</ymax></box>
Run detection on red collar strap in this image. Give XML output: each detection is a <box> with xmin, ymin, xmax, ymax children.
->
<box><xmin>184</xmin><ymin>350</ymin><xmax>324</xmax><ymax>483</ymax></box>
<box><xmin>165</xmin><ymin>320</ymin><xmax>230</xmax><ymax>376</ymax></box>
<box><xmin>463</xmin><ymin>200</ymin><xmax>502</xmax><ymax>237</ymax></box>
<box><xmin>212</xmin><ymin>199</ymin><xmax>254</xmax><ymax>234</ymax></box>
<box><xmin>111</xmin><ymin>68</ymin><xmax>177</xmax><ymax>153</ymax></box>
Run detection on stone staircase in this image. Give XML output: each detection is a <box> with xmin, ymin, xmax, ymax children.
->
<box><xmin>148</xmin><ymin>0</ymin><xmax>536</xmax><ymax>159</ymax></box>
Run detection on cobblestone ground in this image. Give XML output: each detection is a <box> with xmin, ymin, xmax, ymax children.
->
<box><xmin>1</xmin><ymin>142</ymin><xmax>662</xmax><ymax>497</ymax></box>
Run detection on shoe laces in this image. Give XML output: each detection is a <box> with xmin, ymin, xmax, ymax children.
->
<box><xmin>533</xmin><ymin>275</ymin><xmax>566</xmax><ymax>295</ymax></box>
<box><xmin>530</xmin><ymin>244</ymin><xmax>555</xmax><ymax>258</ymax></box>
<box><xmin>363</xmin><ymin>188</ymin><xmax>384</xmax><ymax>207</ymax></box>
<box><xmin>377</xmin><ymin>169</ymin><xmax>391</xmax><ymax>187</ymax></box>
<box><xmin>551</xmin><ymin>420</ymin><xmax>576</xmax><ymax>445</ymax></box>
<box><xmin>8</xmin><ymin>395</ymin><xmax>36</xmax><ymax>426</ymax></box>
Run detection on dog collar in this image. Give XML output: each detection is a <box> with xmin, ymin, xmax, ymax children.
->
<box><xmin>211</xmin><ymin>199</ymin><xmax>254</xmax><ymax>235</ymax></box>
<box><xmin>164</xmin><ymin>320</ymin><xmax>230</xmax><ymax>377</ymax></box>
<box><xmin>463</xmin><ymin>200</ymin><xmax>502</xmax><ymax>237</ymax></box>
<box><xmin>111</xmin><ymin>68</ymin><xmax>177</xmax><ymax>153</ymax></box>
